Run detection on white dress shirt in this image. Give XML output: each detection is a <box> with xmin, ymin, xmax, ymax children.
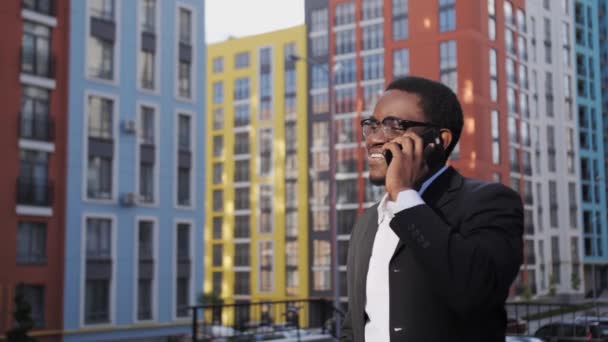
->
<box><xmin>364</xmin><ymin>166</ymin><xmax>449</xmax><ymax>341</ymax></box>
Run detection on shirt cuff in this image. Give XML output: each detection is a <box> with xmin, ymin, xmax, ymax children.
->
<box><xmin>386</xmin><ymin>189</ymin><xmax>425</xmax><ymax>215</ymax></box>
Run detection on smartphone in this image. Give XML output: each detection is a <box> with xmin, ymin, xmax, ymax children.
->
<box><xmin>383</xmin><ymin>129</ymin><xmax>443</xmax><ymax>166</ymax></box>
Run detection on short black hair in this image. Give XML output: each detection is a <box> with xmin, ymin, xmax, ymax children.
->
<box><xmin>385</xmin><ymin>76</ymin><xmax>464</xmax><ymax>160</ymax></box>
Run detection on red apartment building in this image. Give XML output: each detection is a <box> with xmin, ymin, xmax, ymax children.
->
<box><xmin>0</xmin><ymin>0</ymin><xmax>68</xmax><ymax>339</ymax></box>
<box><xmin>305</xmin><ymin>0</ymin><xmax>529</xmax><ymax>304</ymax></box>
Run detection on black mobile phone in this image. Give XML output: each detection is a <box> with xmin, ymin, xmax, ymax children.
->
<box><xmin>384</xmin><ymin>129</ymin><xmax>443</xmax><ymax>166</ymax></box>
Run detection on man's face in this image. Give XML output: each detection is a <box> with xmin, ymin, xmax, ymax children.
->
<box><xmin>366</xmin><ymin>90</ymin><xmax>429</xmax><ymax>186</ymax></box>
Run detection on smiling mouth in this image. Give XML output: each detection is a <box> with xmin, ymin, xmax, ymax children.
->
<box><xmin>368</xmin><ymin>152</ymin><xmax>385</xmax><ymax>161</ymax></box>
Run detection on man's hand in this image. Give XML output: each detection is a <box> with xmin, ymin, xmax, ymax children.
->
<box><xmin>383</xmin><ymin>131</ymin><xmax>430</xmax><ymax>200</ymax></box>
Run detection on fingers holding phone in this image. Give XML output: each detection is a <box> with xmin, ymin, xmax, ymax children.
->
<box><xmin>383</xmin><ymin>130</ymin><xmax>443</xmax><ymax>200</ymax></box>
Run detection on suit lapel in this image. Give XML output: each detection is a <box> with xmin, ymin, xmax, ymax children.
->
<box><xmin>357</xmin><ymin>204</ymin><xmax>378</xmax><ymax>320</ymax></box>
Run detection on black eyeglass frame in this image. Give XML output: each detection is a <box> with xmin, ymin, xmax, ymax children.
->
<box><xmin>360</xmin><ymin>117</ymin><xmax>440</xmax><ymax>137</ymax></box>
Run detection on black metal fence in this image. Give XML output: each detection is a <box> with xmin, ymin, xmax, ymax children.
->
<box><xmin>505</xmin><ymin>301</ymin><xmax>606</xmax><ymax>336</ymax></box>
<box><xmin>189</xmin><ymin>299</ymin><xmax>335</xmax><ymax>342</ymax></box>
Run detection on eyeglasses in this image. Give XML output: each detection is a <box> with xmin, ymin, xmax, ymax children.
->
<box><xmin>360</xmin><ymin>117</ymin><xmax>439</xmax><ymax>138</ymax></box>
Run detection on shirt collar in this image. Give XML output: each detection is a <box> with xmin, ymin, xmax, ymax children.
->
<box><xmin>376</xmin><ymin>165</ymin><xmax>449</xmax><ymax>224</ymax></box>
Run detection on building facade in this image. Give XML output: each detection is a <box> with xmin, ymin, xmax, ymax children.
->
<box><xmin>63</xmin><ymin>0</ymin><xmax>206</xmax><ymax>340</ymax></box>
<box><xmin>574</xmin><ymin>0</ymin><xmax>608</xmax><ymax>296</ymax></box>
<box><xmin>205</xmin><ymin>25</ymin><xmax>310</xmax><ymax>318</ymax></box>
<box><xmin>0</xmin><ymin>0</ymin><xmax>68</xmax><ymax>340</ymax></box>
<box><xmin>304</xmin><ymin>0</ymin><xmax>585</xmax><ymax>302</ymax></box>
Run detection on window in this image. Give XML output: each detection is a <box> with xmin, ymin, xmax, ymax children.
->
<box><xmin>518</xmin><ymin>36</ymin><xmax>528</xmax><ymax>62</ymax></box>
<box><xmin>362</xmin><ymin>23</ymin><xmax>383</xmax><ymax>50</ymax></box>
<box><xmin>212</xmin><ymin>217</ymin><xmax>222</xmax><ymax>240</ymax></box>
<box><xmin>393</xmin><ymin>18</ymin><xmax>408</xmax><ymax>40</ymax></box>
<box><xmin>311</xmin><ymin>35</ymin><xmax>328</xmax><ymax>57</ymax></box>
<box><xmin>547</xmin><ymin>126</ymin><xmax>556</xmax><ymax>172</ymax></box>
<box><xmin>212</xmin><ymin>163</ymin><xmax>222</xmax><ymax>185</ymax></box>
<box><xmin>286</xmin><ymin>241</ymin><xmax>298</xmax><ymax>267</ymax></box>
<box><xmin>335</xmin><ymin>2</ymin><xmax>355</xmax><ymax>26</ymax></box>
<box><xmin>87</xmin><ymin>156</ymin><xmax>112</xmax><ymax>200</ymax></box>
<box><xmin>393</xmin><ymin>48</ymin><xmax>409</xmax><ymax>77</ymax></box>
<box><xmin>212</xmin><ymin>190</ymin><xmax>223</xmax><ymax>212</ymax></box>
<box><xmin>286</xmin><ymin>181</ymin><xmax>298</xmax><ymax>208</ymax></box>
<box><xmin>17</xmin><ymin>222</ymin><xmax>46</xmax><ymax>264</ymax></box>
<box><xmin>88</xmin><ymin>96</ymin><xmax>113</xmax><ymax>139</ymax></box>
<box><xmin>334</xmin><ymin>58</ymin><xmax>356</xmax><ymax>85</ymax></box>
<box><xmin>259</xmin><ymin>241</ymin><xmax>274</xmax><ymax>292</ymax></box>
<box><xmin>234</xmin><ymin>243</ymin><xmax>250</xmax><ymax>267</ymax></box>
<box><xmin>213</xmin><ymin>135</ymin><xmax>224</xmax><ymax>157</ymax></box>
<box><xmin>87</xmin><ymin>36</ymin><xmax>114</xmax><ymax>80</ymax></box>
<box><xmin>85</xmin><ymin>217</ymin><xmax>112</xmax><ymax>324</ymax></box>
<box><xmin>569</xmin><ymin>182</ymin><xmax>577</xmax><ymax>228</ymax></box>
<box><xmin>491</xmin><ymin>110</ymin><xmax>500</xmax><ymax>164</ymax></box>
<box><xmin>213</xmin><ymin>81</ymin><xmax>223</xmax><ymax>104</ymax></box>
<box><xmin>504</xmin><ymin>1</ymin><xmax>513</xmax><ymax>25</ymax></box>
<box><xmin>286</xmin><ymin>211</ymin><xmax>298</xmax><ymax>237</ymax></box>
<box><xmin>234</xmin><ymin>104</ymin><xmax>250</xmax><ymax>127</ymax></box>
<box><xmin>506</xmin><ymin>58</ymin><xmax>516</xmax><ymax>84</ymax></box>
<box><xmin>335</xmin><ymin>29</ymin><xmax>356</xmax><ymax>55</ymax></box>
<box><xmin>18</xmin><ymin>149</ymin><xmax>49</xmax><ymax>206</ymax></box>
<box><xmin>488</xmin><ymin>0</ymin><xmax>496</xmax><ymax>40</ymax></box>
<box><xmin>17</xmin><ymin>285</ymin><xmax>45</xmax><ymax>328</ymax></box>
<box><xmin>177</xmin><ymin>223</ymin><xmax>191</xmax><ymax>260</ymax></box>
<box><xmin>362</xmin><ymin>53</ymin><xmax>384</xmax><ymax>81</ymax></box>
<box><xmin>235</xmin><ymin>273</ymin><xmax>250</xmax><ymax>296</ymax></box>
<box><xmin>234</xmin><ymin>215</ymin><xmax>250</xmax><ymax>238</ymax></box>
<box><xmin>489</xmin><ymin>49</ymin><xmax>498</xmax><ymax>101</ymax></box>
<box><xmin>212</xmin><ymin>56</ymin><xmax>223</xmax><ymax>73</ymax></box>
<box><xmin>335</xmin><ymin>87</ymin><xmax>357</xmax><ymax>113</ymax></box>
<box><xmin>439</xmin><ymin>0</ymin><xmax>456</xmax><ymax>32</ymax></box>
<box><xmin>310</xmin><ymin>8</ymin><xmax>328</xmax><ymax>33</ymax></box>
<box><xmin>235</xmin><ymin>160</ymin><xmax>250</xmax><ymax>183</ymax></box>
<box><xmin>259</xmin><ymin>128</ymin><xmax>273</xmax><ymax>176</ymax></box>
<box><xmin>312</xmin><ymin>93</ymin><xmax>329</xmax><ymax>115</ymax></box>
<box><xmin>21</xmin><ymin>21</ymin><xmax>51</xmax><ymax>78</ymax></box>
<box><xmin>178</xmin><ymin>114</ymin><xmax>191</xmax><ymax>151</ymax></box>
<box><xmin>234</xmin><ymin>77</ymin><xmax>250</xmax><ymax>100</ymax></box>
<box><xmin>235</xmin><ymin>52</ymin><xmax>250</xmax><ymax>69</ymax></box>
<box><xmin>235</xmin><ymin>132</ymin><xmax>250</xmax><ymax>155</ymax></box>
<box><xmin>176</xmin><ymin>276</ymin><xmax>190</xmax><ymax>317</ymax></box>
<box><xmin>90</xmin><ymin>0</ymin><xmax>114</xmax><ymax>20</ymax></box>
<box><xmin>212</xmin><ymin>244</ymin><xmax>223</xmax><ymax>267</ymax></box>
<box><xmin>439</xmin><ymin>40</ymin><xmax>458</xmax><ymax>93</ymax></box>
<box><xmin>213</xmin><ymin>108</ymin><xmax>223</xmax><ymax>130</ymax></box>
<box><xmin>259</xmin><ymin>185</ymin><xmax>273</xmax><ymax>234</ymax></box>
<box><xmin>23</xmin><ymin>0</ymin><xmax>54</xmax><ymax>15</ymax></box>
<box><xmin>549</xmin><ymin>181</ymin><xmax>558</xmax><ymax>228</ymax></box>
<box><xmin>313</xmin><ymin>240</ymin><xmax>331</xmax><ymax>291</ymax></box>
<box><xmin>20</xmin><ymin>86</ymin><xmax>51</xmax><ymax>141</ymax></box>
<box><xmin>137</xmin><ymin>220</ymin><xmax>154</xmax><ymax>321</ymax></box>
<box><xmin>312</xmin><ymin>63</ymin><xmax>329</xmax><ymax>89</ymax></box>
<box><xmin>178</xmin><ymin>61</ymin><xmax>191</xmax><ymax>98</ymax></box>
<box><xmin>362</xmin><ymin>0</ymin><xmax>383</xmax><ymax>20</ymax></box>
<box><xmin>393</xmin><ymin>0</ymin><xmax>408</xmax><ymax>17</ymax></box>
<box><xmin>179</xmin><ymin>8</ymin><xmax>192</xmax><ymax>44</ymax></box>
<box><xmin>235</xmin><ymin>186</ymin><xmax>250</xmax><ymax>211</ymax></box>
<box><xmin>505</xmin><ymin>28</ymin><xmax>515</xmax><ymax>54</ymax></box>
<box><xmin>336</xmin><ymin>148</ymin><xmax>358</xmax><ymax>173</ymax></box>
<box><xmin>140</xmin><ymin>0</ymin><xmax>156</xmax><ymax>33</ymax></box>
<box><xmin>285</xmin><ymin>68</ymin><xmax>296</xmax><ymax>94</ymax></box>
<box><xmin>517</xmin><ymin>9</ymin><xmax>526</xmax><ymax>32</ymax></box>
<box><xmin>139</xmin><ymin>50</ymin><xmax>155</xmax><ymax>90</ymax></box>
<box><xmin>139</xmin><ymin>106</ymin><xmax>155</xmax><ymax>203</ymax></box>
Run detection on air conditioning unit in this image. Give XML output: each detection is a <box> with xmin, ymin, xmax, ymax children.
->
<box><xmin>120</xmin><ymin>192</ymin><xmax>137</xmax><ymax>206</ymax></box>
<box><xmin>122</xmin><ymin>119</ymin><xmax>137</xmax><ymax>134</ymax></box>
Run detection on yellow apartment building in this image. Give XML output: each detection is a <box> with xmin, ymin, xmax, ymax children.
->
<box><xmin>204</xmin><ymin>25</ymin><xmax>309</xmax><ymax>324</ymax></box>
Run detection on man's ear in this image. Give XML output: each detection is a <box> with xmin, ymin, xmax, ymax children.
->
<box><xmin>439</xmin><ymin>129</ymin><xmax>452</xmax><ymax>151</ymax></box>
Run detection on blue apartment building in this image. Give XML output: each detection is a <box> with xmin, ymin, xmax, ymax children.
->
<box><xmin>63</xmin><ymin>0</ymin><xmax>206</xmax><ymax>340</ymax></box>
<box><xmin>575</xmin><ymin>0</ymin><xmax>608</xmax><ymax>294</ymax></box>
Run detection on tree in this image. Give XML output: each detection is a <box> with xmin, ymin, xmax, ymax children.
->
<box><xmin>6</xmin><ymin>286</ymin><xmax>35</xmax><ymax>342</ymax></box>
<box><xmin>198</xmin><ymin>292</ymin><xmax>224</xmax><ymax>325</ymax></box>
<box><xmin>571</xmin><ymin>271</ymin><xmax>581</xmax><ymax>291</ymax></box>
<box><xmin>548</xmin><ymin>273</ymin><xmax>557</xmax><ymax>297</ymax></box>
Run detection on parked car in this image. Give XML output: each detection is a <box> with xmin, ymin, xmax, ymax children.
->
<box><xmin>507</xmin><ymin>317</ymin><xmax>529</xmax><ymax>334</ymax></box>
<box><xmin>506</xmin><ymin>336</ymin><xmax>544</xmax><ymax>342</ymax></box>
<box><xmin>534</xmin><ymin>321</ymin><xmax>608</xmax><ymax>341</ymax></box>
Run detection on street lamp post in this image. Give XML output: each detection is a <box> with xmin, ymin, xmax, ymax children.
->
<box><xmin>289</xmin><ymin>54</ymin><xmax>341</xmax><ymax>338</ymax></box>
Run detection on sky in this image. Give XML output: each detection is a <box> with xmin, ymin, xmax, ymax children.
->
<box><xmin>205</xmin><ymin>0</ymin><xmax>305</xmax><ymax>43</ymax></box>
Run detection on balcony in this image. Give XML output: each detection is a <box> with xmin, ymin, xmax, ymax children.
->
<box><xmin>22</xmin><ymin>0</ymin><xmax>55</xmax><ymax>16</ymax></box>
<box><xmin>19</xmin><ymin>113</ymin><xmax>54</xmax><ymax>142</ymax></box>
<box><xmin>21</xmin><ymin>50</ymin><xmax>55</xmax><ymax>80</ymax></box>
<box><xmin>16</xmin><ymin>177</ymin><xmax>53</xmax><ymax>207</ymax></box>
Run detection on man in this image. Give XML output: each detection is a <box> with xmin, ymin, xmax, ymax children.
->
<box><xmin>341</xmin><ymin>76</ymin><xmax>523</xmax><ymax>342</ymax></box>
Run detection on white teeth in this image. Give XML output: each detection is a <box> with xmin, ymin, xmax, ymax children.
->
<box><xmin>369</xmin><ymin>153</ymin><xmax>384</xmax><ymax>159</ymax></box>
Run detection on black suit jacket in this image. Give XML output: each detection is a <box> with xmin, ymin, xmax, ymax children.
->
<box><xmin>341</xmin><ymin>167</ymin><xmax>523</xmax><ymax>342</ymax></box>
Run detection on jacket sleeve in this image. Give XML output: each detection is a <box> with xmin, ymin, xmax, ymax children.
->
<box><xmin>389</xmin><ymin>182</ymin><xmax>523</xmax><ymax>319</ymax></box>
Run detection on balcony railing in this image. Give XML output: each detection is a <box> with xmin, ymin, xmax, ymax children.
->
<box><xmin>16</xmin><ymin>177</ymin><xmax>53</xmax><ymax>207</ymax></box>
<box><xmin>21</xmin><ymin>50</ymin><xmax>55</xmax><ymax>79</ymax></box>
<box><xmin>190</xmin><ymin>299</ymin><xmax>336</xmax><ymax>341</ymax></box>
<box><xmin>19</xmin><ymin>113</ymin><xmax>54</xmax><ymax>142</ymax></box>
<box><xmin>22</xmin><ymin>0</ymin><xmax>55</xmax><ymax>16</ymax></box>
